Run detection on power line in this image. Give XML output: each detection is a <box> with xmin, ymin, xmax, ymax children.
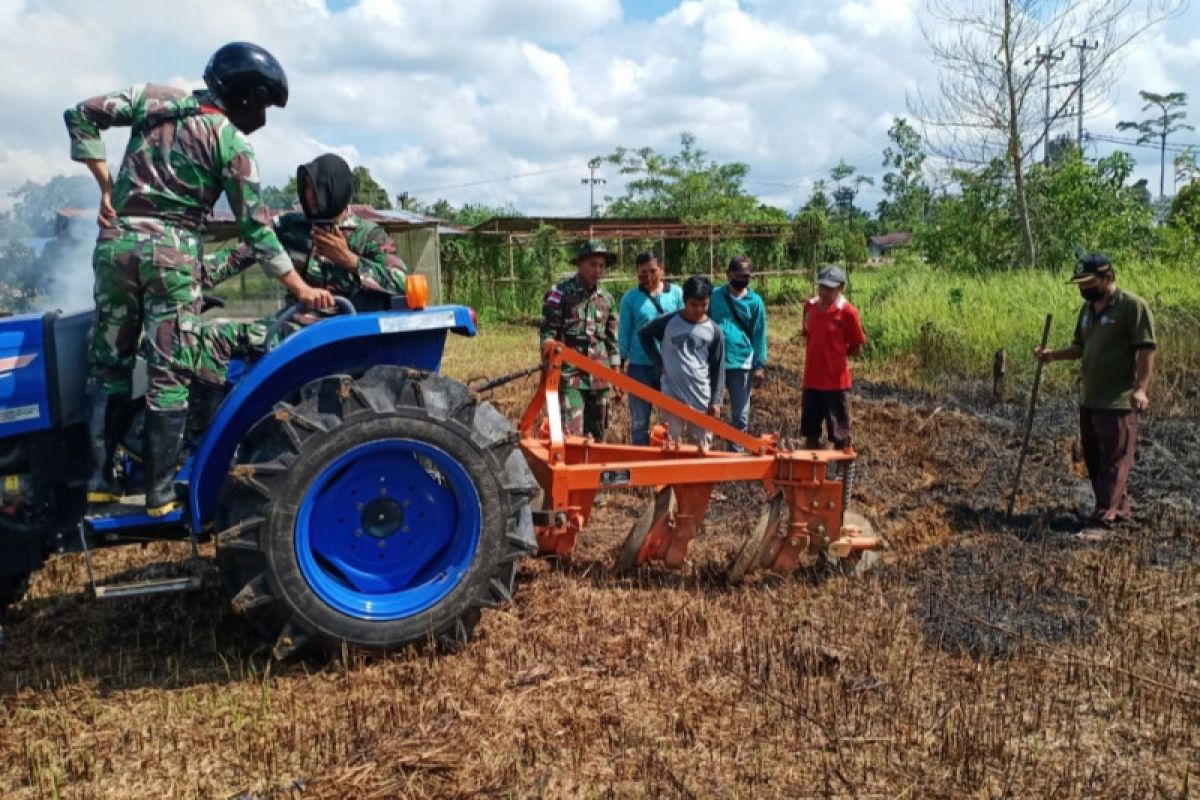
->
<box><xmin>408</xmin><ymin>163</ymin><xmax>578</xmax><ymax>195</ymax></box>
<box><xmin>1085</xmin><ymin>133</ymin><xmax>1200</xmax><ymax>153</ymax></box>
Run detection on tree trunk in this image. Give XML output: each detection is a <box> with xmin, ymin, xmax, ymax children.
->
<box><xmin>1001</xmin><ymin>0</ymin><xmax>1037</xmax><ymax>268</ymax></box>
<box><xmin>1160</xmin><ymin>132</ymin><xmax>1167</xmax><ymax>199</ymax></box>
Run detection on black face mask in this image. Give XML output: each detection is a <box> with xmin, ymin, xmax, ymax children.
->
<box><xmin>1079</xmin><ymin>286</ymin><xmax>1105</xmax><ymax>302</ymax></box>
<box><xmin>729</xmin><ymin>277</ymin><xmax>750</xmax><ymax>290</ymax></box>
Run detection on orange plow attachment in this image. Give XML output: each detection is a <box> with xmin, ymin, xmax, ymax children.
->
<box><xmin>517</xmin><ymin>343</ymin><xmax>882</xmax><ymax>578</ymax></box>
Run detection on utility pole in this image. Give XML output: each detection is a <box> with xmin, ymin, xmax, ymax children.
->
<box><xmin>581</xmin><ymin>157</ymin><xmax>606</xmax><ymax>218</ymax></box>
<box><xmin>1068</xmin><ymin>39</ymin><xmax>1100</xmax><ymax>147</ymax></box>
<box><xmin>1026</xmin><ymin>45</ymin><xmax>1065</xmax><ymax>164</ymax></box>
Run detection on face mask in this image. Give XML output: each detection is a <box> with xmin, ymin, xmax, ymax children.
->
<box><xmin>729</xmin><ymin>277</ymin><xmax>750</xmax><ymax>290</ymax></box>
<box><xmin>1079</xmin><ymin>286</ymin><xmax>1104</xmax><ymax>302</ymax></box>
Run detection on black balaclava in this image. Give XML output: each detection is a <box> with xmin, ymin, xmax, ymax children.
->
<box><xmin>297</xmin><ymin>154</ymin><xmax>354</xmax><ymax>222</ymax></box>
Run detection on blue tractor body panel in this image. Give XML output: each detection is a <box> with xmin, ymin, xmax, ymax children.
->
<box><xmin>187</xmin><ymin>306</ymin><xmax>476</xmax><ymax>532</ymax></box>
<box><xmin>0</xmin><ymin>315</ymin><xmax>52</xmax><ymax>436</ymax></box>
<box><xmin>0</xmin><ymin>311</ymin><xmax>89</xmax><ymax>437</ymax></box>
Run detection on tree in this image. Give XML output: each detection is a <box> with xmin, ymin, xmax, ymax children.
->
<box><xmin>10</xmin><ymin>175</ymin><xmax>97</xmax><ymax>236</ymax></box>
<box><xmin>0</xmin><ymin>241</ymin><xmax>41</xmax><ymax>313</ymax></box>
<box><xmin>260</xmin><ymin>180</ymin><xmax>298</xmax><ymax>211</ymax></box>
<box><xmin>910</xmin><ymin>0</ymin><xmax>1184</xmax><ymax>268</ymax></box>
<box><xmin>877</xmin><ymin>117</ymin><xmax>932</xmax><ymax>234</ymax></box>
<box><xmin>602</xmin><ymin>132</ymin><xmax>758</xmax><ymax>222</ymax></box>
<box><xmin>351</xmin><ymin>166</ymin><xmax>392</xmax><ymax>209</ymax></box>
<box><xmin>1117</xmin><ymin>91</ymin><xmax>1193</xmax><ymax>198</ymax></box>
<box><xmin>828</xmin><ymin>160</ymin><xmax>873</xmax><ymax>220</ymax></box>
<box><xmin>1173</xmin><ymin>146</ymin><xmax>1200</xmax><ymax>191</ymax></box>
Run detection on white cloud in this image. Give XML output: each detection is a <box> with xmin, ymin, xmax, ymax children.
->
<box><xmin>1</xmin><ymin>0</ymin><xmax>1198</xmax><ymax>218</ymax></box>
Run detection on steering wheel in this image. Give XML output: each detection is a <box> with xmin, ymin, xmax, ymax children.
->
<box><xmin>263</xmin><ymin>296</ymin><xmax>356</xmax><ymax>351</ymax></box>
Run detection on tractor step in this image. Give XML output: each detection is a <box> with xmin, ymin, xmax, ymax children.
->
<box><xmin>91</xmin><ymin>574</ymin><xmax>203</xmax><ymax>599</ymax></box>
<box><xmin>77</xmin><ymin>495</ymin><xmax>203</xmax><ymax>600</ymax></box>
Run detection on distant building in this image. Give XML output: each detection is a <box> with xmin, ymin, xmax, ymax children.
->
<box><xmin>867</xmin><ymin>231</ymin><xmax>912</xmax><ymax>261</ymax></box>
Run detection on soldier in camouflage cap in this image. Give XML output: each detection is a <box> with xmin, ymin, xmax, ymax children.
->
<box><xmin>65</xmin><ymin>42</ymin><xmax>334</xmax><ymax>516</ymax></box>
<box><xmin>539</xmin><ymin>239</ymin><xmax>620</xmax><ymax>440</ymax></box>
<box><xmin>191</xmin><ymin>153</ymin><xmax>408</xmax><ymax>438</ymax></box>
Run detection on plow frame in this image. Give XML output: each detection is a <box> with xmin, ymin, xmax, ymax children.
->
<box><xmin>517</xmin><ymin>343</ymin><xmax>880</xmax><ymax>572</ymax></box>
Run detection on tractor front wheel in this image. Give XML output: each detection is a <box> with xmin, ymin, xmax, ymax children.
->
<box><xmin>215</xmin><ymin>366</ymin><xmax>537</xmax><ymax>657</ymax></box>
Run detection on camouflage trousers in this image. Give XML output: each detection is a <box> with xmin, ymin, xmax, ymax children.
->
<box><xmin>89</xmin><ymin>219</ymin><xmax>202</xmax><ymax>411</ymax></box>
<box><xmin>560</xmin><ymin>385</ymin><xmax>609</xmax><ymax>441</ymax></box>
<box><xmin>195</xmin><ymin>318</ymin><xmax>270</xmax><ymax>386</ymax></box>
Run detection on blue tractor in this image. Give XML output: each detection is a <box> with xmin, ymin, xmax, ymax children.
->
<box><xmin>0</xmin><ymin>295</ymin><xmax>537</xmax><ymax>657</ymax></box>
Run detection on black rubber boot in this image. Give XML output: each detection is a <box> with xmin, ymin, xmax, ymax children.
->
<box><xmin>85</xmin><ymin>393</ymin><xmax>130</xmax><ymax>504</ymax></box>
<box><xmin>144</xmin><ymin>408</ymin><xmax>188</xmax><ymax>517</ymax></box>
<box><xmin>182</xmin><ymin>380</ymin><xmax>225</xmax><ymax>459</ymax></box>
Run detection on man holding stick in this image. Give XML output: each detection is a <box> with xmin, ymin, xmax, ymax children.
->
<box><xmin>1036</xmin><ymin>253</ymin><xmax>1156</xmax><ymax>528</ymax></box>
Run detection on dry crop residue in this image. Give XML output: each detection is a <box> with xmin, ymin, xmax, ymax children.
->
<box><xmin>1</xmin><ymin>373</ymin><xmax>1196</xmax><ymax>799</ymax></box>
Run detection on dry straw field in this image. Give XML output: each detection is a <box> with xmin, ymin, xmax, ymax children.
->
<box><xmin>2</xmin><ymin>325</ymin><xmax>1197</xmax><ymax>799</ymax></box>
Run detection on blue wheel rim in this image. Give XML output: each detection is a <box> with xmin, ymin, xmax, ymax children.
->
<box><xmin>294</xmin><ymin>439</ymin><xmax>483</xmax><ymax>621</ymax></box>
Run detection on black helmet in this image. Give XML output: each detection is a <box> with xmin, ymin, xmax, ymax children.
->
<box><xmin>203</xmin><ymin>42</ymin><xmax>288</xmax><ymax>134</ymax></box>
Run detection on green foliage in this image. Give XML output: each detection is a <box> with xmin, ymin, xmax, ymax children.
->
<box><xmin>351</xmin><ymin>166</ymin><xmax>392</xmax><ymax>209</ymax></box>
<box><xmin>602</xmin><ymin>132</ymin><xmax>761</xmax><ymax>222</ymax></box>
<box><xmin>260</xmin><ymin>180</ymin><xmax>297</xmax><ymax>211</ymax></box>
<box><xmin>924</xmin><ymin>161</ymin><xmax>1020</xmax><ymax>272</ymax></box>
<box><xmin>852</xmin><ymin>256</ymin><xmax>1200</xmax><ymax>397</ymax></box>
<box><xmin>1117</xmin><ymin>91</ymin><xmax>1193</xmax><ymax>198</ymax></box>
<box><xmin>0</xmin><ymin>240</ymin><xmax>42</xmax><ymax>313</ymax></box>
<box><xmin>9</xmin><ymin>175</ymin><xmax>96</xmax><ymax>236</ymax></box>
<box><xmin>1024</xmin><ymin>148</ymin><xmax>1155</xmax><ymax>269</ymax></box>
<box><xmin>877</xmin><ymin>118</ymin><xmax>931</xmax><ymax>236</ymax></box>
<box><xmin>408</xmin><ymin>197</ymin><xmax>523</xmax><ymax>228</ymax></box>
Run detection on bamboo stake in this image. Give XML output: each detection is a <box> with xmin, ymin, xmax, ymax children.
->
<box><xmin>1006</xmin><ymin>313</ymin><xmax>1053</xmax><ymax>518</ymax></box>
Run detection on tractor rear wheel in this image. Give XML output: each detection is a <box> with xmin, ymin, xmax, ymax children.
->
<box><xmin>214</xmin><ymin>366</ymin><xmax>537</xmax><ymax>658</ymax></box>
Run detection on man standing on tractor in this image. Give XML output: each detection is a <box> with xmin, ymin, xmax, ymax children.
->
<box><xmin>65</xmin><ymin>42</ymin><xmax>333</xmax><ymax>517</ymax></box>
<box><xmin>710</xmin><ymin>255</ymin><xmax>768</xmax><ymax>446</ymax></box>
<box><xmin>540</xmin><ymin>240</ymin><xmax>620</xmax><ymax>440</ymax></box>
<box><xmin>191</xmin><ymin>153</ymin><xmax>408</xmax><ymax>434</ymax></box>
<box><xmin>800</xmin><ymin>266</ymin><xmax>867</xmax><ymax>450</ymax></box>
<box><xmin>637</xmin><ymin>276</ymin><xmax>724</xmax><ymax>449</ymax></box>
<box><xmin>1036</xmin><ymin>253</ymin><xmax>1156</xmax><ymax>529</ymax></box>
<box><xmin>618</xmin><ymin>251</ymin><xmax>684</xmax><ymax>445</ymax></box>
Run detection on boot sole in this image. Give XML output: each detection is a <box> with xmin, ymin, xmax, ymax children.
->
<box><xmin>146</xmin><ymin>502</ymin><xmax>179</xmax><ymax>518</ymax></box>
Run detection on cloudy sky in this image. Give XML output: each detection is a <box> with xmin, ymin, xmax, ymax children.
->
<box><xmin>2</xmin><ymin>0</ymin><xmax>1199</xmax><ymax>217</ymax></box>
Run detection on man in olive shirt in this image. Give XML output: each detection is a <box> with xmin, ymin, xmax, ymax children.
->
<box><xmin>1036</xmin><ymin>253</ymin><xmax>1156</xmax><ymax>526</ymax></box>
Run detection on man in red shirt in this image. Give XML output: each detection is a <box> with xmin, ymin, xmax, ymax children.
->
<box><xmin>801</xmin><ymin>266</ymin><xmax>867</xmax><ymax>449</ymax></box>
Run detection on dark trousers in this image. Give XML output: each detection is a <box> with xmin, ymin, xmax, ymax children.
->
<box><xmin>626</xmin><ymin>363</ymin><xmax>661</xmax><ymax>446</ymax></box>
<box><xmin>1079</xmin><ymin>407</ymin><xmax>1138</xmax><ymax>523</ymax></box>
<box><xmin>800</xmin><ymin>389</ymin><xmax>852</xmax><ymax>448</ymax></box>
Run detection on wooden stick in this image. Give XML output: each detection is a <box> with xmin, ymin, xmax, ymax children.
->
<box><xmin>1006</xmin><ymin>314</ymin><xmax>1053</xmax><ymax>518</ymax></box>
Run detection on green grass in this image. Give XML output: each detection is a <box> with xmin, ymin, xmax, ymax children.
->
<box><xmin>834</xmin><ymin>258</ymin><xmax>1199</xmax><ymax>412</ymax></box>
<box><xmin>448</xmin><ymin>257</ymin><xmax>1199</xmax><ymax>416</ymax></box>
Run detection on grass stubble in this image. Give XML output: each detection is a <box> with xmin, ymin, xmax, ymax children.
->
<box><xmin>1</xmin><ymin>318</ymin><xmax>1196</xmax><ymax>799</ymax></box>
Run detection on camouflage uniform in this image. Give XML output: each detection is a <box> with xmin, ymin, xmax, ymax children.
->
<box><xmin>196</xmin><ymin>211</ymin><xmax>408</xmax><ymax>384</ymax></box>
<box><xmin>539</xmin><ymin>275</ymin><xmax>619</xmax><ymax>439</ymax></box>
<box><xmin>65</xmin><ymin>83</ymin><xmax>292</xmax><ymax>411</ymax></box>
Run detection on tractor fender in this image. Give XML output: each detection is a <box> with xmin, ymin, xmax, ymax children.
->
<box><xmin>188</xmin><ymin>307</ymin><xmax>476</xmax><ymax>532</ymax></box>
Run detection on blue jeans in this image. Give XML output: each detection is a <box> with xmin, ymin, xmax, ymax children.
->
<box><xmin>626</xmin><ymin>363</ymin><xmax>661</xmax><ymax>445</ymax></box>
<box><xmin>725</xmin><ymin>368</ymin><xmax>752</xmax><ymax>444</ymax></box>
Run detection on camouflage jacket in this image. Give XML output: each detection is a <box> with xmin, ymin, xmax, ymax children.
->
<box><xmin>64</xmin><ymin>83</ymin><xmax>292</xmax><ymax>277</ymax></box>
<box><xmin>539</xmin><ymin>275</ymin><xmax>619</xmax><ymax>389</ymax></box>
<box><xmin>202</xmin><ymin>212</ymin><xmax>407</xmax><ymax>297</ymax></box>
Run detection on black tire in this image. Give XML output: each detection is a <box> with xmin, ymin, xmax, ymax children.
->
<box><xmin>214</xmin><ymin>366</ymin><xmax>537</xmax><ymax>658</ymax></box>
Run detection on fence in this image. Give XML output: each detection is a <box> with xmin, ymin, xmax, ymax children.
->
<box><xmin>441</xmin><ymin>222</ymin><xmax>836</xmax><ymax>321</ymax></box>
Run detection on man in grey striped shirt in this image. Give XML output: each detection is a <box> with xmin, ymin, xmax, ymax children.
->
<box><xmin>638</xmin><ymin>276</ymin><xmax>725</xmax><ymax>448</ymax></box>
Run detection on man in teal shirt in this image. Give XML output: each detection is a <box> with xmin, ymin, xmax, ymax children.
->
<box><xmin>709</xmin><ymin>255</ymin><xmax>768</xmax><ymax>443</ymax></box>
<box><xmin>619</xmin><ymin>251</ymin><xmax>684</xmax><ymax>445</ymax></box>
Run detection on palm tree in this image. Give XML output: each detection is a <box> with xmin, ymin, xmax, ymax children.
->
<box><xmin>1117</xmin><ymin>91</ymin><xmax>1193</xmax><ymax>199</ymax></box>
